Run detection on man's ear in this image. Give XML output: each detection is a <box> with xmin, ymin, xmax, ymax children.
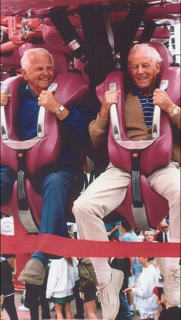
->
<box><xmin>156</xmin><ymin>62</ymin><xmax>161</xmax><ymax>75</ymax></box>
<box><xmin>20</xmin><ymin>68</ymin><xmax>28</xmax><ymax>80</ymax></box>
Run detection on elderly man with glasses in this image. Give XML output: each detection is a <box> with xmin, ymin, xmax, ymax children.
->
<box><xmin>156</xmin><ymin>221</ymin><xmax>170</xmax><ymax>242</ymax></box>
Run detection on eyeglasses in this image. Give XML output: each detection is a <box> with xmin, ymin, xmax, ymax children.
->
<box><xmin>161</xmin><ymin>226</ymin><xmax>168</xmax><ymax>230</ymax></box>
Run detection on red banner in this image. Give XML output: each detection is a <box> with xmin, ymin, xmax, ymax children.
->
<box><xmin>1</xmin><ymin>234</ymin><xmax>180</xmax><ymax>257</ymax></box>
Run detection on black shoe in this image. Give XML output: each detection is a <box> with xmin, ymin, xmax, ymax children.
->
<box><xmin>130</xmin><ymin>310</ymin><xmax>134</xmax><ymax>317</ymax></box>
<box><xmin>95</xmin><ymin>299</ymin><xmax>101</xmax><ymax>309</ymax></box>
<box><xmin>74</xmin><ymin>314</ymin><xmax>84</xmax><ymax>319</ymax></box>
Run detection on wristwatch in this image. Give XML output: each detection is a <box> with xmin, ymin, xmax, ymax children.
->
<box><xmin>55</xmin><ymin>105</ymin><xmax>65</xmax><ymax>116</ymax></box>
<box><xmin>169</xmin><ymin>105</ymin><xmax>179</xmax><ymax>117</ymax></box>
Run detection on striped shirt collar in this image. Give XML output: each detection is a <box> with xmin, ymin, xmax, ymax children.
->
<box><xmin>132</xmin><ymin>81</ymin><xmax>159</xmax><ymax>97</ymax></box>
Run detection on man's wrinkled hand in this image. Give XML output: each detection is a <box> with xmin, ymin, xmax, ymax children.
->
<box><xmin>99</xmin><ymin>90</ymin><xmax>121</xmax><ymax>119</ymax></box>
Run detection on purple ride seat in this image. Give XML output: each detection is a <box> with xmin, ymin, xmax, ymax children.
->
<box><xmin>1</xmin><ymin>71</ymin><xmax>90</xmax><ymax>233</ymax></box>
<box><xmin>96</xmin><ymin>42</ymin><xmax>180</xmax><ymax>230</ymax></box>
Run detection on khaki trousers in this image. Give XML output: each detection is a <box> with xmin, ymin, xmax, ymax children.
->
<box><xmin>73</xmin><ymin>162</ymin><xmax>180</xmax><ymax>242</ymax></box>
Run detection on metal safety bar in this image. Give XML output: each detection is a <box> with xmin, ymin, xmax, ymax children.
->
<box><xmin>1</xmin><ymin>86</ymin><xmax>10</xmax><ymax>140</ymax></box>
<box><xmin>37</xmin><ymin>82</ymin><xmax>58</xmax><ymax>138</ymax></box>
<box><xmin>152</xmin><ymin>79</ymin><xmax>168</xmax><ymax>139</ymax></box>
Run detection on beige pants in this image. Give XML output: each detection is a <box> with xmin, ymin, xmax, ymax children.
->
<box><xmin>0</xmin><ymin>295</ymin><xmax>4</xmax><ymax>320</ymax></box>
<box><xmin>73</xmin><ymin>162</ymin><xmax>180</xmax><ymax>242</ymax></box>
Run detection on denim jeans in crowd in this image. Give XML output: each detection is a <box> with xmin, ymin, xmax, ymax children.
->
<box><xmin>118</xmin><ymin>292</ymin><xmax>132</xmax><ymax>320</ymax></box>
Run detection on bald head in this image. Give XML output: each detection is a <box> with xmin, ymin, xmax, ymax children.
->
<box><xmin>160</xmin><ymin>221</ymin><xmax>169</xmax><ymax>233</ymax></box>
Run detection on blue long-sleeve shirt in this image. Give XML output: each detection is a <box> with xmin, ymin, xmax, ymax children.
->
<box><xmin>1</xmin><ymin>85</ymin><xmax>95</xmax><ymax>174</ymax></box>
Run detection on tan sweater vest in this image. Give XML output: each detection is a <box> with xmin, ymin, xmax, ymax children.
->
<box><xmin>89</xmin><ymin>92</ymin><xmax>180</xmax><ymax>165</ymax></box>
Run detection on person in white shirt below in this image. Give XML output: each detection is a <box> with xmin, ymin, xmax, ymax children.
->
<box><xmin>123</xmin><ymin>257</ymin><xmax>159</xmax><ymax>320</ymax></box>
<box><xmin>46</xmin><ymin>257</ymin><xmax>78</xmax><ymax>320</ymax></box>
<box><xmin>156</xmin><ymin>221</ymin><xmax>170</xmax><ymax>243</ymax></box>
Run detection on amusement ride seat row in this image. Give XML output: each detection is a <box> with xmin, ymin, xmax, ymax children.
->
<box><xmin>1</xmin><ymin>42</ymin><xmax>180</xmax><ymax>233</ymax></box>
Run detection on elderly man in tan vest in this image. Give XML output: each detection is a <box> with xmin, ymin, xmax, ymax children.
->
<box><xmin>72</xmin><ymin>43</ymin><xmax>180</xmax><ymax>320</ymax></box>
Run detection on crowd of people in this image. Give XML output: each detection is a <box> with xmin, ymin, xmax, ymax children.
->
<box><xmin>1</xmin><ymin>42</ymin><xmax>180</xmax><ymax>320</ymax></box>
<box><xmin>1</xmin><ymin>219</ymin><xmax>180</xmax><ymax>320</ymax></box>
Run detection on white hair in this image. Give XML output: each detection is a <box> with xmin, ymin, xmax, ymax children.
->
<box><xmin>145</xmin><ymin>231</ymin><xmax>155</xmax><ymax>236</ymax></box>
<box><xmin>21</xmin><ymin>48</ymin><xmax>54</xmax><ymax>70</ymax></box>
<box><xmin>128</xmin><ymin>43</ymin><xmax>163</xmax><ymax>66</ymax></box>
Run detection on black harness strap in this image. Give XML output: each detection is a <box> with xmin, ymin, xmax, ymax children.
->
<box><xmin>16</xmin><ymin>150</ymin><xmax>39</xmax><ymax>233</ymax></box>
<box><xmin>17</xmin><ymin>150</ymin><xmax>29</xmax><ymax>211</ymax></box>
<box><xmin>131</xmin><ymin>149</ymin><xmax>150</xmax><ymax>231</ymax></box>
<box><xmin>49</xmin><ymin>10</ymin><xmax>87</xmax><ymax>64</ymax></box>
<box><xmin>131</xmin><ymin>149</ymin><xmax>143</xmax><ymax>208</ymax></box>
<box><xmin>115</xmin><ymin>3</ymin><xmax>148</xmax><ymax>70</ymax></box>
<box><xmin>138</xmin><ymin>21</ymin><xmax>157</xmax><ymax>43</ymax></box>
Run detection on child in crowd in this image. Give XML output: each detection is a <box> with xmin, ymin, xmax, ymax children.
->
<box><xmin>144</xmin><ymin>231</ymin><xmax>162</xmax><ymax>273</ymax></box>
<box><xmin>123</xmin><ymin>257</ymin><xmax>159</xmax><ymax>320</ymax></box>
<box><xmin>46</xmin><ymin>257</ymin><xmax>78</xmax><ymax>319</ymax></box>
<box><xmin>153</xmin><ymin>286</ymin><xmax>166</xmax><ymax>318</ymax></box>
<box><xmin>78</xmin><ymin>258</ymin><xmax>98</xmax><ymax>320</ymax></box>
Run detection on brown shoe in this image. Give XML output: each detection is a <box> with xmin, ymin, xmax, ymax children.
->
<box><xmin>18</xmin><ymin>259</ymin><xmax>46</xmax><ymax>285</ymax></box>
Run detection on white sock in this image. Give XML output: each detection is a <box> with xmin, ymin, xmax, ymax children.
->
<box><xmin>90</xmin><ymin>257</ymin><xmax>112</xmax><ymax>287</ymax></box>
<box><xmin>129</xmin><ymin>305</ymin><xmax>133</xmax><ymax>311</ymax></box>
<box><xmin>165</xmin><ymin>238</ymin><xmax>180</xmax><ymax>272</ymax></box>
<box><xmin>165</xmin><ymin>257</ymin><xmax>180</xmax><ymax>272</ymax></box>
